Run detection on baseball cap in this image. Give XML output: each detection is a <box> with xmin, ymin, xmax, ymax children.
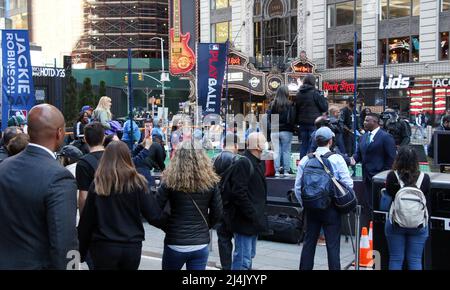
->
<box><xmin>60</xmin><ymin>145</ymin><xmax>83</xmax><ymax>161</ymax></box>
<box><xmin>151</xmin><ymin>129</ymin><xmax>163</xmax><ymax>140</ymax></box>
<box><xmin>315</xmin><ymin>126</ymin><xmax>335</xmax><ymax>141</ymax></box>
<box><xmin>81</xmin><ymin>105</ymin><xmax>93</xmax><ymax>113</ymax></box>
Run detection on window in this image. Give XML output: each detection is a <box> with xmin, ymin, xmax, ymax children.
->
<box><xmin>381</xmin><ymin>0</ymin><xmax>388</xmax><ymax>20</ymax></box>
<box><xmin>442</xmin><ymin>0</ymin><xmax>450</xmax><ymax>12</ymax></box>
<box><xmin>390</xmin><ymin>0</ymin><xmax>411</xmax><ymax>18</ymax></box>
<box><xmin>327</xmin><ymin>46</ymin><xmax>335</xmax><ymax>69</ymax></box>
<box><xmin>254</xmin><ymin>0</ymin><xmax>262</xmax><ymax>15</ymax></box>
<box><xmin>441</xmin><ymin>32</ymin><xmax>449</xmax><ymax>60</ymax></box>
<box><xmin>212</xmin><ymin>0</ymin><xmax>228</xmax><ymax>10</ymax></box>
<box><xmin>412</xmin><ymin>0</ymin><xmax>420</xmax><ymax>16</ymax></box>
<box><xmin>336</xmin><ymin>1</ymin><xmax>354</xmax><ymax>26</ymax></box>
<box><xmin>328</xmin><ymin>5</ymin><xmax>336</xmax><ymax>28</ymax></box>
<box><xmin>212</xmin><ymin>22</ymin><xmax>231</xmax><ymax>43</ymax></box>
<box><xmin>327</xmin><ymin>42</ymin><xmax>361</xmax><ymax>68</ymax></box>
<box><xmin>291</xmin><ymin>0</ymin><xmax>298</xmax><ymax>10</ymax></box>
<box><xmin>356</xmin><ymin>0</ymin><xmax>362</xmax><ymax>24</ymax></box>
<box><xmin>381</xmin><ymin>0</ymin><xmax>419</xmax><ymax>19</ymax></box>
<box><xmin>379</xmin><ymin>36</ymin><xmax>420</xmax><ymax>64</ymax></box>
<box><xmin>327</xmin><ymin>1</ymin><xmax>360</xmax><ymax>28</ymax></box>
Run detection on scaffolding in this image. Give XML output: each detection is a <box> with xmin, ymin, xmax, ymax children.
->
<box><xmin>73</xmin><ymin>0</ymin><xmax>169</xmax><ymax>69</ymax></box>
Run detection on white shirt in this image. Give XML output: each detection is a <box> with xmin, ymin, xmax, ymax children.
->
<box><xmin>369</xmin><ymin>126</ymin><xmax>381</xmax><ymax>143</ymax></box>
<box><xmin>294</xmin><ymin>146</ymin><xmax>353</xmax><ymax>204</ymax></box>
<box><xmin>28</xmin><ymin>143</ymin><xmax>57</xmax><ymax>159</ymax></box>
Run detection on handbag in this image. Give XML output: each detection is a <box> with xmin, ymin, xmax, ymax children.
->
<box><xmin>186</xmin><ymin>192</ymin><xmax>209</xmax><ymax>228</ymax></box>
<box><xmin>379</xmin><ymin>188</ymin><xmax>392</xmax><ymax>212</ymax></box>
<box><xmin>315</xmin><ymin>154</ymin><xmax>358</xmax><ymax>214</ymax></box>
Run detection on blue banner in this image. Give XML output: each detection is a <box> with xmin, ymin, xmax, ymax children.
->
<box><xmin>197</xmin><ymin>43</ymin><xmax>227</xmax><ymax>116</ymax></box>
<box><xmin>2</xmin><ymin>30</ymin><xmax>35</xmax><ymax>130</ymax></box>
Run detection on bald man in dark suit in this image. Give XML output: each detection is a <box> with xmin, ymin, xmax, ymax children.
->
<box><xmin>0</xmin><ymin>104</ymin><xmax>78</xmax><ymax>269</ymax></box>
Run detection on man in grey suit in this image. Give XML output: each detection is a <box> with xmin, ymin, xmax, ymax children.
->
<box><xmin>0</xmin><ymin>104</ymin><xmax>78</xmax><ymax>270</ymax></box>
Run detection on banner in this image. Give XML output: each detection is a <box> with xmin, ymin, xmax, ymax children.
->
<box><xmin>2</xmin><ymin>30</ymin><xmax>35</xmax><ymax>130</ymax></box>
<box><xmin>197</xmin><ymin>43</ymin><xmax>227</xmax><ymax>116</ymax></box>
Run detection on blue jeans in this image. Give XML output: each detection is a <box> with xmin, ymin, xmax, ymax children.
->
<box><xmin>231</xmin><ymin>234</ymin><xmax>257</xmax><ymax>270</ymax></box>
<box><xmin>162</xmin><ymin>245</ymin><xmax>209</xmax><ymax>270</ymax></box>
<box><xmin>271</xmin><ymin>131</ymin><xmax>293</xmax><ymax>172</ymax></box>
<box><xmin>299</xmin><ymin>126</ymin><xmax>315</xmax><ymax>158</ymax></box>
<box><xmin>300</xmin><ymin>207</ymin><xmax>342</xmax><ymax>270</ymax></box>
<box><xmin>385</xmin><ymin>221</ymin><xmax>429</xmax><ymax>270</ymax></box>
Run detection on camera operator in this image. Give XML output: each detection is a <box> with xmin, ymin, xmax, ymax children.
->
<box><xmin>381</xmin><ymin>108</ymin><xmax>411</xmax><ymax>147</ymax></box>
<box><xmin>309</xmin><ymin>116</ymin><xmax>351</xmax><ymax>166</ymax></box>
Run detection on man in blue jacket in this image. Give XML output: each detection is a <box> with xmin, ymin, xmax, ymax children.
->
<box><xmin>352</xmin><ymin>113</ymin><xmax>397</xmax><ymax>227</ymax></box>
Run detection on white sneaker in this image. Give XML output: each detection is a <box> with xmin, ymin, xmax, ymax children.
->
<box><xmin>274</xmin><ymin>172</ymin><xmax>281</xmax><ymax>177</ymax></box>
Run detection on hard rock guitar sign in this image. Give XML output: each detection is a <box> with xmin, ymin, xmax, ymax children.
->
<box><xmin>169</xmin><ymin>0</ymin><xmax>196</xmax><ymax>75</ymax></box>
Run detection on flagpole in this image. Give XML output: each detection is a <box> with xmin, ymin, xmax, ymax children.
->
<box><xmin>224</xmin><ymin>39</ymin><xmax>230</xmax><ymax>137</ymax></box>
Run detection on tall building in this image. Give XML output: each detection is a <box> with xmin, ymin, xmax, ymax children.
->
<box><xmin>7</xmin><ymin>0</ymin><xmax>30</xmax><ymax>29</ymax></box>
<box><xmin>1</xmin><ymin>0</ymin><xmax>5</xmax><ymax>18</ymax></box>
<box><xmin>200</xmin><ymin>0</ymin><xmax>450</xmax><ymax>121</ymax></box>
<box><xmin>72</xmin><ymin>0</ymin><xmax>169</xmax><ymax>69</ymax></box>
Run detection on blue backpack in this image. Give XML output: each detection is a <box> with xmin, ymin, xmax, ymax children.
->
<box><xmin>300</xmin><ymin>152</ymin><xmax>334</xmax><ymax>210</ymax></box>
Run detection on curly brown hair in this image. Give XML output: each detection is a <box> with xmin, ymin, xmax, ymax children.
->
<box><xmin>162</xmin><ymin>141</ymin><xmax>220</xmax><ymax>193</ymax></box>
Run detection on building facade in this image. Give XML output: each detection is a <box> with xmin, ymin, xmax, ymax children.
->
<box><xmin>200</xmin><ymin>0</ymin><xmax>450</xmax><ymax>121</ymax></box>
<box><xmin>72</xmin><ymin>0</ymin><xmax>169</xmax><ymax>69</ymax></box>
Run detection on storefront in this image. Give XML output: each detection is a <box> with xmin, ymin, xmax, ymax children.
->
<box><xmin>323</xmin><ymin>74</ymin><xmax>450</xmax><ymax>125</ymax></box>
<box><xmin>224</xmin><ymin>49</ymin><xmax>322</xmax><ymax>115</ymax></box>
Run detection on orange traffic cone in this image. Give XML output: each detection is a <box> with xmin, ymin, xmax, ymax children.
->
<box><xmin>369</xmin><ymin>221</ymin><xmax>373</xmax><ymax>251</ymax></box>
<box><xmin>359</xmin><ymin>227</ymin><xmax>373</xmax><ymax>268</ymax></box>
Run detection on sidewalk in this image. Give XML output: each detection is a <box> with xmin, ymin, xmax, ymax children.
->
<box><xmin>140</xmin><ymin>224</ymin><xmax>355</xmax><ymax>270</ymax></box>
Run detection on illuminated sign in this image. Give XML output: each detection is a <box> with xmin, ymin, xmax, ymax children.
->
<box><xmin>228</xmin><ymin>56</ymin><xmax>242</xmax><ymax>66</ymax></box>
<box><xmin>323</xmin><ymin>81</ymin><xmax>355</xmax><ymax>93</ymax></box>
<box><xmin>379</xmin><ymin>74</ymin><xmax>411</xmax><ymax>90</ymax></box>
<box><xmin>292</xmin><ymin>63</ymin><xmax>313</xmax><ymax>73</ymax></box>
<box><xmin>432</xmin><ymin>78</ymin><xmax>450</xmax><ymax>88</ymax></box>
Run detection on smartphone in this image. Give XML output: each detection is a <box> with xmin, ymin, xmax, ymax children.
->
<box><xmin>144</xmin><ymin>121</ymin><xmax>153</xmax><ymax>139</ymax></box>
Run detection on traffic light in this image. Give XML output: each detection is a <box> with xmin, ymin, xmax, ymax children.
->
<box><xmin>124</xmin><ymin>74</ymin><xmax>128</xmax><ymax>84</ymax></box>
<box><xmin>138</xmin><ymin>72</ymin><xmax>144</xmax><ymax>81</ymax></box>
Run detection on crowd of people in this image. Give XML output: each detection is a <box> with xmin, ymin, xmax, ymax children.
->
<box><xmin>0</xmin><ymin>74</ymin><xmax>445</xmax><ymax>270</ymax></box>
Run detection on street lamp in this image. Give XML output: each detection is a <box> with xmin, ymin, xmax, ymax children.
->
<box><xmin>151</xmin><ymin>37</ymin><xmax>169</xmax><ymax>125</ymax></box>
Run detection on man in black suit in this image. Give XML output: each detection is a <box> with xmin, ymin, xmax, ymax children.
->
<box><xmin>0</xmin><ymin>104</ymin><xmax>78</xmax><ymax>270</ymax></box>
<box><xmin>352</xmin><ymin>113</ymin><xmax>397</xmax><ymax>227</ymax></box>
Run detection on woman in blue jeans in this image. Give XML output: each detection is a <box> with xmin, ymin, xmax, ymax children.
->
<box><xmin>385</xmin><ymin>146</ymin><xmax>430</xmax><ymax>270</ymax></box>
<box><xmin>268</xmin><ymin>86</ymin><xmax>295</xmax><ymax>177</ymax></box>
<box><xmin>156</xmin><ymin>141</ymin><xmax>223</xmax><ymax>270</ymax></box>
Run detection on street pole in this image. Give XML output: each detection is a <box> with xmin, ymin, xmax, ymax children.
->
<box><xmin>160</xmin><ymin>38</ymin><xmax>166</xmax><ymax>126</ymax></box>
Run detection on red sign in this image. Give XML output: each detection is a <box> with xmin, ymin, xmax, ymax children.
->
<box><xmin>323</xmin><ymin>81</ymin><xmax>355</xmax><ymax>93</ymax></box>
<box><xmin>293</xmin><ymin>63</ymin><xmax>313</xmax><ymax>73</ymax></box>
<box><xmin>228</xmin><ymin>56</ymin><xmax>242</xmax><ymax>66</ymax></box>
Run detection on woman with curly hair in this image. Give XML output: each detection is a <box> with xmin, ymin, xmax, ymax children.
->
<box><xmin>156</xmin><ymin>140</ymin><xmax>223</xmax><ymax>270</ymax></box>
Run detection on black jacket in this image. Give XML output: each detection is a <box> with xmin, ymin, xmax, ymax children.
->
<box><xmin>0</xmin><ymin>146</ymin><xmax>78</xmax><ymax>269</ymax></box>
<box><xmin>77</xmin><ymin>185</ymin><xmax>163</xmax><ymax>261</ymax></box>
<box><xmin>268</xmin><ymin>103</ymin><xmax>296</xmax><ymax>133</ymax></box>
<box><xmin>156</xmin><ymin>184</ymin><xmax>222</xmax><ymax>245</ymax></box>
<box><xmin>0</xmin><ymin>146</ymin><xmax>9</xmax><ymax>162</ymax></box>
<box><xmin>295</xmin><ymin>84</ymin><xmax>328</xmax><ymax>126</ymax></box>
<box><xmin>228</xmin><ymin>151</ymin><xmax>268</xmax><ymax>236</ymax></box>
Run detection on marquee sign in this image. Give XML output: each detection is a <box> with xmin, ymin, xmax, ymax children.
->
<box><xmin>289</xmin><ymin>58</ymin><xmax>316</xmax><ymax>74</ymax></box>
